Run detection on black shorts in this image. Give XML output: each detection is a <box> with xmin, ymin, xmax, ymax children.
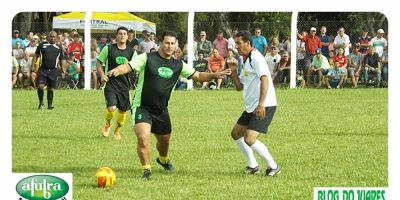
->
<box><xmin>133</xmin><ymin>107</ymin><xmax>171</xmax><ymax>135</ymax></box>
<box><xmin>237</xmin><ymin>106</ymin><xmax>277</xmax><ymax>133</ymax></box>
<box><xmin>104</xmin><ymin>88</ymin><xmax>131</xmax><ymax>112</ymax></box>
<box><xmin>37</xmin><ymin>68</ymin><xmax>58</xmax><ymax>89</ymax></box>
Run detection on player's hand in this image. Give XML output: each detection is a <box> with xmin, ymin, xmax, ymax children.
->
<box><xmin>227</xmin><ymin>60</ymin><xmax>238</xmax><ymax>72</ymax></box>
<box><xmin>107</xmin><ymin>68</ymin><xmax>120</xmax><ymax>77</ymax></box>
<box><xmin>100</xmin><ymin>74</ymin><xmax>109</xmax><ymax>83</ymax></box>
<box><xmin>254</xmin><ymin>105</ymin><xmax>265</xmax><ymax>120</ymax></box>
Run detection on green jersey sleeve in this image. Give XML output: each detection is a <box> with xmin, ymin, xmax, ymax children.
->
<box><xmin>128</xmin><ymin>52</ymin><xmax>147</xmax><ymax>71</ymax></box>
<box><xmin>130</xmin><ymin>50</ymin><xmax>138</xmax><ymax>61</ymax></box>
<box><xmin>97</xmin><ymin>46</ymin><xmax>108</xmax><ymax>63</ymax></box>
<box><xmin>180</xmin><ymin>61</ymin><xmax>195</xmax><ymax>79</ymax></box>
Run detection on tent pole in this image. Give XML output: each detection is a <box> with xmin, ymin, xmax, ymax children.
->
<box><xmin>84</xmin><ymin>11</ymin><xmax>92</xmax><ymax>90</ymax></box>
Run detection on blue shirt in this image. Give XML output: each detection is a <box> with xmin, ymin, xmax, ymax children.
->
<box><xmin>251</xmin><ymin>35</ymin><xmax>268</xmax><ymax>54</ymax></box>
<box><xmin>318</xmin><ymin>35</ymin><xmax>330</xmax><ymax>57</ymax></box>
<box><xmin>12</xmin><ymin>38</ymin><xmax>25</xmax><ymax>49</ymax></box>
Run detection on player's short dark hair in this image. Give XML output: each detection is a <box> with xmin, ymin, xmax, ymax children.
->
<box><xmin>235</xmin><ymin>30</ymin><xmax>252</xmax><ymax>46</ymax></box>
<box><xmin>160</xmin><ymin>30</ymin><xmax>177</xmax><ymax>42</ymax></box>
<box><xmin>116</xmin><ymin>26</ymin><xmax>129</xmax><ymax>34</ymax></box>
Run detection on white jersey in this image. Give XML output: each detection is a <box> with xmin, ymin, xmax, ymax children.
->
<box><xmin>239</xmin><ymin>50</ymin><xmax>277</xmax><ymax>113</ymax></box>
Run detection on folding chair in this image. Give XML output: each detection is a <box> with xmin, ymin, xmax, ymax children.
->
<box><xmin>66</xmin><ymin>78</ymin><xmax>79</xmax><ymax>90</ymax></box>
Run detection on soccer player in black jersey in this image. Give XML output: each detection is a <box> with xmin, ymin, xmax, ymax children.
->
<box><xmin>108</xmin><ymin>30</ymin><xmax>231</xmax><ymax>179</ymax></box>
<box><xmin>97</xmin><ymin>27</ymin><xmax>137</xmax><ymax>140</ymax></box>
<box><xmin>31</xmin><ymin>31</ymin><xmax>64</xmax><ymax>110</ymax></box>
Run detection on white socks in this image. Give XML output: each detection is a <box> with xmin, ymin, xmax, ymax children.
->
<box><xmin>250</xmin><ymin>140</ymin><xmax>278</xmax><ymax>169</ymax></box>
<box><xmin>235</xmin><ymin>137</ymin><xmax>258</xmax><ymax>168</ymax></box>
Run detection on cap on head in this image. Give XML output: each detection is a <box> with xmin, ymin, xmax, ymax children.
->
<box><xmin>316</xmin><ymin>48</ymin><xmax>322</xmax><ymax>54</ymax></box>
<box><xmin>13</xmin><ymin>30</ymin><xmax>19</xmax><ymax>34</ymax></box>
<box><xmin>377</xmin><ymin>29</ymin><xmax>385</xmax><ymax>34</ymax></box>
<box><xmin>310</xmin><ymin>27</ymin><xmax>317</xmax><ymax>32</ymax></box>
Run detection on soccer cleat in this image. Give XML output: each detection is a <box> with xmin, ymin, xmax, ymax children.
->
<box><xmin>142</xmin><ymin>169</ymin><xmax>152</xmax><ymax>180</ymax></box>
<box><xmin>102</xmin><ymin>123</ymin><xmax>111</xmax><ymax>137</ymax></box>
<box><xmin>38</xmin><ymin>104</ymin><xmax>44</xmax><ymax>110</ymax></box>
<box><xmin>243</xmin><ymin>166</ymin><xmax>261</xmax><ymax>175</ymax></box>
<box><xmin>113</xmin><ymin>130</ymin><xmax>121</xmax><ymax>140</ymax></box>
<box><xmin>156</xmin><ymin>158</ymin><xmax>175</xmax><ymax>171</ymax></box>
<box><xmin>47</xmin><ymin>104</ymin><xmax>54</xmax><ymax>110</ymax></box>
<box><xmin>265</xmin><ymin>165</ymin><xmax>281</xmax><ymax>177</ymax></box>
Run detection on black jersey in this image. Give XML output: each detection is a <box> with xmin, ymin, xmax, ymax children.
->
<box><xmin>98</xmin><ymin>43</ymin><xmax>137</xmax><ymax>92</ymax></box>
<box><xmin>35</xmin><ymin>42</ymin><xmax>63</xmax><ymax>69</ymax></box>
<box><xmin>129</xmin><ymin>52</ymin><xmax>195</xmax><ymax>113</ymax></box>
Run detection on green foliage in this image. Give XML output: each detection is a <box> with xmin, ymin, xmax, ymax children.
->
<box><xmin>12</xmin><ymin>88</ymin><xmax>387</xmax><ymax>199</ymax></box>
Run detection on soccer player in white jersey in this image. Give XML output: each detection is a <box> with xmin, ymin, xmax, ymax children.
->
<box><xmin>227</xmin><ymin>30</ymin><xmax>281</xmax><ymax>176</ymax></box>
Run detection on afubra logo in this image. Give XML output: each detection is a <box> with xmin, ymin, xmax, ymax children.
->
<box><xmin>158</xmin><ymin>67</ymin><xmax>173</xmax><ymax>78</ymax></box>
<box><xmin>16</xmin><ymin>175</ymin><xmax>69</xmax><ymax>200</ymax></box>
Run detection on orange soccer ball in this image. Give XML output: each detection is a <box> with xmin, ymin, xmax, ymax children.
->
<box><xmin>95</xmin><ymin>167</ymin><xmax>116</xmax><ymax>188</ymax></box>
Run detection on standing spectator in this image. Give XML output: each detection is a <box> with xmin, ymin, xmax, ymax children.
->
<box><xmin>25</xmin><ymin>35</ymin><xmax>40</xmax><ymax>57</ymax></box>
<box><xmin>12</xmin><ymin>41</ymin><xmax>25</xmax><ymax>66</ymax></box>
<box><xmin>202</xmin><ymin>48</ymin><xmax>225</xmax><ymax>89</ymax></box>
<box><xmin>212</xmin><ymin>30</ymin><xmax>229</xmax><ymax>58</ymax></box>
<box><xmin>136</xmin><ymin>30</ymin><xmax>147</xmax><ymax>45</ymax></box>
<box><xmin>90</xmin><ymin>38</ymin><xmax>100</xmax><ymax>54</ymax></box>
<box><xmin>308</xmin><ymin>48</ymin><xmax>330</xmax><ymax>88</ymax></box>
<box><xmin>197</xmin><ymin>31</ymin><xmax>212</xmax><ymax>58</ymax></box>
<box><xmin>277</xmin><ymin>51</ymin><xmax>291</xmax><ymax>84</ymax></box>
<box><xmin>265</xmin><ymin>46</ymin><xmax>281</xmax><ymax>82</ymax></box>
<box><xmin>97</xmin><ymin>34</ymin><xmax>108</xmax><ymax>51</ymax></box>
<box><xmin>31</xmin><ymin>31</ymin><xmax>64</xmax><ymax>110</ymax></box>
<box><xmin>251</xmin><ymin>28</ymin><xmax>268</xmax><ymax>56</ymax></box>
<box><xmin>381</xmin><ymin>46</ymin><xmax>388</xmax><ymax>86</ymax></box>
<box><xmin>227</xmin><ymin>30</ymin><xmax>280</xmax><ymax>176</ymax></box>
<box><xmin>296</xmin><ymin>31</ymin><xmax>306</xmax><ymax>76</ymax></box>
<box><xmin>12</xmin><ymin>30</ymin><xmax>25</xmax><ymax>49</ymax></box>
<box><xmin>318</xmin><ymin>26</ymin><xmax>330</xmax><ymax>59</ymax></box>
<box><xmin>139</xmin><ymin>31</ymin><xmax>158</xmax><ymax>54</ymax></box>
<box><xmin>347</xmin><ymin>44</ymin><xmax>363</xmax><ymax>88</ymax></box>
<box><xmin>228</xmin><ymin>28</ymin><xmax>239</xmax><ymax>58</ymax></box>
<box><xmin>333</xmin><ymin>27</ymin><xmax>351</xmax><ymax>56</ymax></box>
<box><xmin>90</xmin><ymin>50</ymin><xmax>100</xmax><ymax>89</ymax></box>
<box><xmin>268</xmin><ymin>36</ymin><xmax>280</xmax><ymax>53</ymax></box>
<box><xmin>358</xmin><ymin>28</ymin><xmax>371</xmax><ymax>55</ymax></box>
<box><xmin>17</xmin><ymin>51</ymin><xmax>32</xmax><ymax>89</ymax></box>
<box><xmin>326</xmin><ymin>61</ymin><xmax>346</xmax><ymax>89</ymax></box>
<box><xmin>67</xmin><ymin>34</ymin><xmax>84</xmax><ymax>61</ymax></box>
<box><xmin>297</xmin><ymin>27</ymin><xmax>322</xmax><ymax>85</ymax></box>
<box><xmin>23</xmin><ymin>31</ymin><xmax>34</xmax><ymax>48</ymax></box>
<box><xmin>363</xmin><ymin>46</ymin><xmax>381</xmax><ymax>87</ymax></box>
<box><xmin>12</xmin><ymin>55</ymin><xmax>19</xmax><ymax>88</ymax></box>
<box><xmin>63</xmin><ymin>32</ymin><xmax>70</xmax><ymax>49</ymax></box>
<box><xmin>371</xmin><ymin>29</ymin><xmax>388</xmax><ymax>57</ymax></box>
<box><xmin>128</xmin><ymin>29</ymin><xmax>139</xmax><ymax>51</ymax></box>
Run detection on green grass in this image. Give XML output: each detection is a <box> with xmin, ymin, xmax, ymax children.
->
<box><xmin>12</xmin><ymin>88</ymin><xmax>388</xmax><ymax>199</ymax></box>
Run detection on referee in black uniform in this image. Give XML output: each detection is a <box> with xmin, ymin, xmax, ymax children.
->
<box><xmin>31</xmin><ymin>31</ymin><xmax>64</xmax><ymax>110</ymax></box>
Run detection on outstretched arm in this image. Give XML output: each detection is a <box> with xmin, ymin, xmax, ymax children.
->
<box><xmin>190</xmin><ymin>69</ymin><xmax>231</xmax><ymax>82</ymax></box>
<box><xmin>226</xmin><ymin>60</ymin><xmax>243</xmax><ymax>91</ymax></box>
<box><xmin>108</xmin><ymin>63</ymin><xmax>132</xmax><ymax>77</ymax></box>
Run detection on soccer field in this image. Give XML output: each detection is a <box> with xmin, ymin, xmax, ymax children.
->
<box><xmin>12</xmin><ymin>88</ymin><xmax>388</xmax><ymax>199</ymax></box>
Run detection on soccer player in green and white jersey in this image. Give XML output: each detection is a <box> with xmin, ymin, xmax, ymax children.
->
<box><xmin>97</xmin><ymin>27</ymin><xmax>137</xmax><ymax>140</ymax></box>
<box><xmin>108</xmin><ymin>30</ymin><xmax>230</xmax><ymax>179</ymax></box>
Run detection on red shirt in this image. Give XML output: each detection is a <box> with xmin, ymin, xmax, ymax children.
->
<box><xmin>333</xmin><ymin>55</ymin><xmax>348</xmax><ymax>68</ymax></box>
<box><xmin>208</xmin><ymin>55</ymin><xmax>225</xmax><ymax>72</ymax></box>
<box><xmin>67</xmin><ymin>42</ymin><xmax>84</xmax><ymax>60</ymax></box>
<box><xmin>302</xmin><ymin>35</ymin><xmax>322</xmax><ymax>54</ymax></box>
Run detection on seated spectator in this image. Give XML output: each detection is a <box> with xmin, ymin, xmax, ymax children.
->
<box><xmin>62</xmin><ymin>53</ymin><xmax>81</xmax><ymax>87</ymax></box>
<box><xmin>201</xmin><ymin>48</ymin><xmax>225</xmax><ymax>89</ymax></box>
<box><xmin>333</xmin><ymin>47</ymin><xmax>348</xmax><ymax>81</ymax></box>
<box><xmin>363</xmin><ymin>46</ymin><xmax>381</xmax><ymax>87</ymax></box>
<box><xmin>347</xmin><ymin>44</ymin><xmax>364</xmax><ymax>88</ymax></box>
<box><xmin>175</xmin><ymin>76</ymin><xmax>188</xmax><ymax>90</ymax></box>
<box><xmin>328</xmin><ymin>50</ymin><xmax>335</xmax><ymax>68</ymax></box>
<box><xmin>277</xmin><ymin>51</ymin><xmax>290</xmax><ymax>84</ymax></box>
<box><xmin>381</xmin><ymin>46</ymin><xmax>388</xmax><ymax>86</ymax></box>
<box><xmin>193</xmin><ymin>51</ymin><xmax>208</xmax><ymax>72</ymax></box>
<box><xmin>326</xmin><ymin>61</ymin><xmax>346</xmax><ymax>89</ymax></box>
<box><xmin>17</xmin><ymin>51</ymin><xmax>32</xmax><ymax>89</ymax></box>
<box><xmin>308</xmin><ymin>48</ymin><xmax>330</xmax><ymax>88</ymax></box>
<box><xmin>296</xmin><ymin>69</ymin><xmax>305</xmax><ymax>88</ymax></box>
<box><xmin>265</xmin><ymin>46</ymin><xmax>281</xmax><ymax>82</ymax></box>
<box><xmin>223</xmin><ymin>49</ymin><xmax>237</xmax><ymax>87</ymax></box>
